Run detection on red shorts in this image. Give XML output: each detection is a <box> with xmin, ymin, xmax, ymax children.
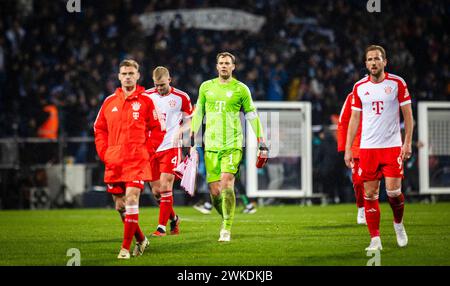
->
<box><xmin>351</xmin><ymin>158</ymin><xmax>364</xmax><ymax>188</ymax></box>
<box><xmin>359</xmin><ymin>147</ymin><xmax>404</xmax><ymax>182</ymax></box>
<box><xmin>149</xmin><ymin>148</ymin><xmax>181</xmax><ymax>182</ymax></box>
<box><xmin>106</xmin><ymin>181</ymin><xmax>145</xmax><ymax>195</ymax></box>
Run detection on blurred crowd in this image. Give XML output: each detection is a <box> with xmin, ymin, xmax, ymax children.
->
<box><xmin>0</xmin><ymin>0</ymin><xmax>449</xmax><ymax>208</ymax></box>
<box><xmin>0</xmin><ymin>0</ymin><xmax>448</xmax><ymax>138</ymax></box>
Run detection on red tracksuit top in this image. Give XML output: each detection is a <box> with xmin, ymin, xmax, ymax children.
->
<box><xmin>94</xmin><ymin>85</ymin><xmax>165</xmax><ymax>183</ymax></box>
<box><xmin>337</xmin><ymin>93</ymin><xmax>361</xmax><ymax>158</ymax></box>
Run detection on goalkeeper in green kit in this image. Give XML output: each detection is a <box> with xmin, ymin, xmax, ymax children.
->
<box><xmin>190</xmin><ymin>52</ymin><xmax>269</xmax><ymax>242</ymax></box>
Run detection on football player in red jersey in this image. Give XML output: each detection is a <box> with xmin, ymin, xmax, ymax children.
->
<box><xmin>94</xmin><ymin>59</ymin><xmax>164</xmax><ymax>259</ymax></box>
<box><xmin>345</xmin><ymin>45</ymin><xmax>413</xmax><ymax>251</ymax></box>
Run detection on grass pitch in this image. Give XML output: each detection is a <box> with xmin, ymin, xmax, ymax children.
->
<box><xmin>1</xmin><ymin>203</ymin><xmax>450</xmax><ymax>266</ymax></box>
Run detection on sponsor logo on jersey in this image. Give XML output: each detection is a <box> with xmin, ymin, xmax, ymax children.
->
<box><xmin>372</xmin><ymin>101</ymin><xmax>384</xmax><ymax>115</ymax></box>
<box><xmin>132</xmin><ymin>102</ymin><xmax>141</xmax><ymax>111</ymax></box>
<box><xmin>112</xmin><ymin>107</ymin><xmax>118</xmax><ymax>112</ymax></box>
<box><xmin>365</xmin><ymin>91</ymin><xmax>370</xmax><ymax>96</ymax></box>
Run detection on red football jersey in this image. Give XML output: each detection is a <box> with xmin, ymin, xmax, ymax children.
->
<box><xmin>94</xmin><ymin>85</ymin><xmax>165</xmax><ymax>183</ymax></box>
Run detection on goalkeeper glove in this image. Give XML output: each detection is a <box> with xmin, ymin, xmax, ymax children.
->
<box><xmin>256</xmin><ymin>139</ymin><xmax>269</xmax><ymax>169</ymax></box>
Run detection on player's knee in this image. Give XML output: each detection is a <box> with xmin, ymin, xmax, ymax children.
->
<box><xmin>385</xmin><ymin>177</ymin><xmax>401</xmax><ymax>191</ymax></box>
<box><xmin>220</xmin><ymin>174</ymin><xmax>235</xmax><ymax>189</ymax></box>
<box><xmin>364</xmin><ymin>187</ymin><xmax>379</xmax><ymax>199</ymax></box>
<box><xmin>125</xmin><ymin>193</ymin><xmax>139</xmax><ymax>205</ymax></box>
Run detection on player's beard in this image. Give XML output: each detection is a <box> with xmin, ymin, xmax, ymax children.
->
<box><xmin>220</xmin><ymin>72</ymin><xmax>231</xmax><ymax>80</ymax></box>
<box><xmin>370</xmin><ymin>68</ymin><xmax>383</xmax><ymax>78</ymax></box>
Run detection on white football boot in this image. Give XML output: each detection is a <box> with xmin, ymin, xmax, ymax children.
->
<box><xmin>394</xmin><ymin>221</ymin><xmax>408</xmax><ymax>247</ymax></box>
<box><xmin>132</xmin><ymin>236</ymin><xmax>150</xmax><ymax>257</ymax></box>
<box><xmin>117</xmin><ymin>248</ymin><xmax>130</xmax><ymax>259</ymax></box>
<box><xmin>365</xmin><ymin>236</ymin><xmax>383</xmax><ymax>251</ymax></box>
<box><xmin>218</xmin><ymin>229</ymin><xmax>231</xmax><ymax>242</ymax></box>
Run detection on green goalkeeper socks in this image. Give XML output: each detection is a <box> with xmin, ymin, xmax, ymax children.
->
<box><xmin>240</xmin><ymin>194</ymin><xmax>250</xmax><ymax>206</ymax></box>
<box><xmin>221</xmin><ymin>188</ymin><xmax>236</xmax><ymax>231</ymax></box>
<box><xmin>210</xmin><ymin>193</ymin><xmax>223</xmax><ymax>217</ymax></box>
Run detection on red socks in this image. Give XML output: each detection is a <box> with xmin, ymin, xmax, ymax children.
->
<box><xmin>122</xmin><ymin>205</ymin><xmax>144</xmax><ymax>250</ymax></box>
<box><xmin>159</xmin><ymin>190</ymin><xmax>174</xmax><ymax>227</ymax></box>
<box><xmin>364</xmin><ymin>196</ymin><xmax>380</xmax><ymax>238</ymax></box>
<box><xmin>387</xmin><ymin>189</ymin><xmax>405</xmax><ymax>224</ymax></box>
<box><xmin>119</xmin><ymin>210</ymin><xmax>145</xmax><ymax>242</ymax></box>
<box><xmin>354</xmin><ymin>181</ymin><xmax>365</xmax><ymax>208</ymax></box>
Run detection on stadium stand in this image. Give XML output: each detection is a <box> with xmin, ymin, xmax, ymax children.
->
<box><xmin>0</xmin><ymin>0</ymin><xmax>448</xmax><ymax>207</ymax></box>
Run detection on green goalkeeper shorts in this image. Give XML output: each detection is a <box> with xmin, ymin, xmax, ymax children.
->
<box><xmin>205</xmin><ymin>149</ymin><xmax>243</xmax><ymax>183</ymax></box>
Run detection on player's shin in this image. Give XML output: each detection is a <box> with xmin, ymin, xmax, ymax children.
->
<box><xmin>387</xmin><ymin>189</ymin><xmax>405</xmax><ymax>224</ymax></box>
<box><xmin>119</xmin><ymin>210</ymin><xmax>144</xmax><ymax>242</ymax></box>
<box><xmin>210</xmin><ymin>193</ymin><xmax>223</xmax><ymax>217</ymax></box>
<box><xmin>221</xmin><ymin>188</ymin><xmax>236</xmax><ymax>231</ymax></box>
<box><xmin>364</xmin><ymin>195</ymin><xmax>380</xmax><ymax>238</ymax></box>
<box><xmin>159</xmin><ymin>190</ymin><xmax>173</xmax><ymax>228</ymax></box>
<box><xmin>122</xmin><ymin>205</ymin><xmax>140</xmax><ymax>250</ymax></box>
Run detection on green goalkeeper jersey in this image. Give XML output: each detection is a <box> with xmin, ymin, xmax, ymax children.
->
<box><xmin>191</xmin><ymin>77</ymin><xmax>264</xmax><ymax>151</ymax></box>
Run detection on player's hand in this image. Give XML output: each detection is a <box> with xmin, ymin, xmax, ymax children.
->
<box><xmin>344</xmin><ymin>149</ymin><xmax>354</xmax><ymax>169</ymax></box>
<box><xmin>400</xmin><ymin>142</ymin><xmax>412</xmax><ymax>161</ymax></box>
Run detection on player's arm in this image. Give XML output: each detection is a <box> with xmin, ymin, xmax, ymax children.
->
<box><xmin>190</xmin><ymin>83</ymin><xmax>206</xmax><ymax>145</ymax></box>
<box><xmin>240</xmin><ymin>83</ymin><xmax>265</xmax><ymax>142</ymax></box>
<box><xmin>397</xmin><ymin>79</ymin><xmax>413</xmax><ymax>161</ymax></box>
<box><xmin>344</xmin><ymin>110</ymin><xmax>360</xmax><ymax>168</ymax></box>
<box><xmin>400</xmin><ymin>103</ymin><xmax>413</xmax><ymax>161</ymax></box>
<box><xmin>240</xmin><ymin>83</ymin><xmax>268</xmax><ymax>167</ymax></box>
<box><xmin>93</xmin><ymin>103</ymin><xmax>108</xmax><ymax>162</ymax></box>
<box><xmin>337</xmin><ymin>93</ymin><xmax>352</xmax><ymax>152</ymax></box>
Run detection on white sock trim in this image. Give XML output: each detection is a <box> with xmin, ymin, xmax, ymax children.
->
<box><xmin>125</xmin><ymin>205</ymin><xmax>139</xmax><ymax>215</ymax></box>
<box><xmin>387</xmin><ymin>188</ymin><xmax>402</xmax><ymax>197</ymax></box>
<box><xmin>160</xmin><ymin>192</ymin><xmax>173</xmax><ymax>198</ymax></box>
<box><xmin>364</xmin><ymin>195</ymin><xmax>379</xmax><ymax>201</ymax></box>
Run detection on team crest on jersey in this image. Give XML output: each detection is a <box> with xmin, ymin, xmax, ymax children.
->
<box><xmin>133</xmin><ymin>112</ymin><xmax>139</xmax><ymax>120</ymax></box>
<box><xmin>384</xmin><ymin>86</ymin><xmax>392</xmax><ymax>94</ymax></box>
<box><xmin>169</xmin><ymin>99</ymin><xmax>176</xmax><ymax>108</ymax></box>
<box><xmin>132</xmin><ymin>102</ymin><xmax>141</xmax><ymax>111</ymax></box>
<box><xmin>226</xmin><ymin>91</ymin><xmax>233</xmax><ymax>98</ymax></box>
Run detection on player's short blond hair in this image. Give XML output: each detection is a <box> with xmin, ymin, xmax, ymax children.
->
<box><xmin>365</xmin><ymin>45</ymin><xmax>387</xmax><ymax>60</ymax></box>
<box><xmin>119</xmin><ymin>59</ymin><xmax>139</xmax><ymax>71</ymax></box>
<box><xmin>216</xmin><ymin>52</ymin><xmax>236</xmax><ymax>64</ymax></box>
<box><xmin>153</xmin><ymin>66</ymin><xmax>170</xmax><ymax>80</ymax></box>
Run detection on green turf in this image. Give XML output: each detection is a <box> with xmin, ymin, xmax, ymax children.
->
<box><xmin>1</xmin><ymin>203</ymin><xmax>450</xmax><ymax>266</ymax></box>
